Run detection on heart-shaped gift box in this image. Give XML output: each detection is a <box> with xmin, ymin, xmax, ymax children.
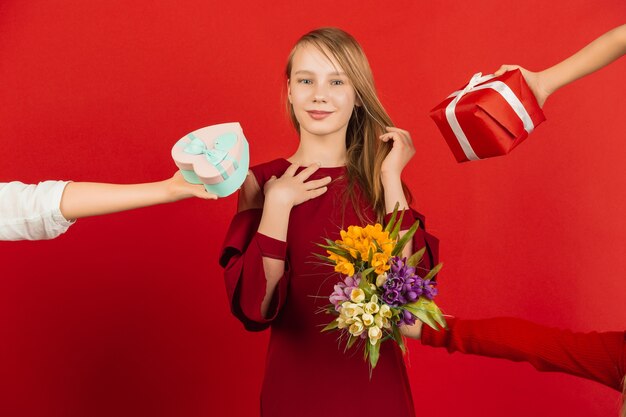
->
<box><xmin>171</xmin><ymin>122</ymin><xmax>249</xmax><ymax>197</ymax></box>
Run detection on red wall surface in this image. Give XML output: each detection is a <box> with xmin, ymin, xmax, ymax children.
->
<box><xmin>1</xmin><ymin>1</ymin><xmax>625</xmax><ymax>416</ymax></box>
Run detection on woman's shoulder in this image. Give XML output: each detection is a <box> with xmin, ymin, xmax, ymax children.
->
<box><xmin>249</xmin><ymin>158</ymin><xmax>291</xmax><ymax>189</ymax></box>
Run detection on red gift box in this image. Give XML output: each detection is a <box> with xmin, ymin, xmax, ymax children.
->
<box><xmin>430</xmin><ymin>69</ymin><xmax>546</xmax><ymax>163</ymax></box>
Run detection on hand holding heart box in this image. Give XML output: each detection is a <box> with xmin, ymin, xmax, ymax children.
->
<box><xmin>171</xmin><ymin>122</ymin><xmax>249</xmax><ymax>197</ymax></box>
<box><xmin>430</xmin><ymin>69</ymin><xmax>546</xmax><ymax>163</ymax></box>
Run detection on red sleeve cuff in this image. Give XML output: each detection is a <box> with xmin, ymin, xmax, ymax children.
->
<box><xmin>255</xmin><ymin>232</ymin><xmax>287</xmax><ymax>260</ymax></box>
<box><xmin>421</xmin><ymin>316</ymin><xmax>456</xmax><ymax>349</ymax></box>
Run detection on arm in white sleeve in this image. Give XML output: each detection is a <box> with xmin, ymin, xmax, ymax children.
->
<box><xmin>0</xmin><ymin>181</ymin><xmax>74</xmax><ymax>241</ymax></box>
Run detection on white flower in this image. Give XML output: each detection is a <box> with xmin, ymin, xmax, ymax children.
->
<box><xmin>379</xmin><ymin>304</ymin><xmax>392</xmax><ymax>319</ymax></box>
<box><xmin>362</xmin><ymin>313</ymin><xmax>374</xmax><ymax>327</ymax></box>
<box><xmin>349</xmin><ymin>321</ymin><xmax>365</xmax><ymax>337</ymax></box>
<box><xmin>364</xmin><ymin>300</ymin><xmax>380</xmax><ymax>315</ymax></box>
<box><xmin>350</xmin><ymin>288</ymin><xmax>365</xmax><ymax>303</ymax></box>
<box><xmin>374</xmin><ymin>314</ymin><xmax>383</xmax><ymax>329</ymax></box>
<box><xmin>341</xmin><ymin>302</ymin><xmax>363</xmax><ymax>318</ymax></box>
<box><xmin>368</xmin><ymin>326</ymin><xmax>382</xmax><ymax>345</ymax></box>
<box><xmin>376</xmin><ymin>273</ymin><xmax>388</xmax><ymax>288</ymax></box>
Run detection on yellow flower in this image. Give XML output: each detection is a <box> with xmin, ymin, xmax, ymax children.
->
<box><xmin>350</xmin><ymin>288</ymin><xmax>365</xmax><ymax>303</ymax></box>
<box><xmin>335</xmin><ymin>260</ymin><xmax>355</xmax><ymax>277</ymax></box>
<box><xmin>362</xmin><ymin>313</ymin><xmax>374</xmax><ymax>327</ymax></box>
<box><xmin>371</xmin><ymin>252</ymin><xmax>391</xmax><ymax>275</ymax></box>
<box><xmin>349</xmin><ymin>321</ymin><xmax>365</xmax><ymax>337</ymax></box>
<box><xmin>368</xmin><ymin>325</ymin><xmax>382</xmax><ymax>345</ymax></box>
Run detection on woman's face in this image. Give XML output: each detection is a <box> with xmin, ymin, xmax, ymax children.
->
<box><xmin>288</xmin><ymin>43</ymin><xmax>358</xmax><ymax>140</ymax></box>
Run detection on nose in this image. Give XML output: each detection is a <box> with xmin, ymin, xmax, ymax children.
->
<box><xmin>313</xmin><ymin>83</ymin><xmax>328</xmax><ymax>103</ymax></box>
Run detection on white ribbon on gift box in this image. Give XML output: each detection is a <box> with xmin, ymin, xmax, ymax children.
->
<box><xmin>444</xmin><ymin>72</ymin><xmax>536</xmax><ymax>161</ymax></box>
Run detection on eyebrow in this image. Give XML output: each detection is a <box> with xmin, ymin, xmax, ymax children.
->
<box><xmin>294</xmin><ymin>70</ymin><xmax>347</xmax><ymax>76</ymax></box>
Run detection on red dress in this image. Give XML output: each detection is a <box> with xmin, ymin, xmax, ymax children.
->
<box><xmin>422</xmin><ymin>317</ymin><xmax>626</xmax><ymax>391</ymax></box>
<box><xmin>220</xmin><ymin>158</ymin><xmax>439</xmax><ymax>417</ymax></box>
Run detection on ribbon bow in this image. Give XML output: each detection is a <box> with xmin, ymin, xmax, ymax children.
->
<box><xmin>444</xmin><ymin>72</ymin><xmax>534</xmax><ymax>161</ymax></box>
<box><xmin>183</xmin><ymin>132</ymin><xmax>239</xmax><ymax>179</ymax></box>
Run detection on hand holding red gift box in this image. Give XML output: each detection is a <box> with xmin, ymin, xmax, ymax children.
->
<box><xmin>430</xmin><ymin>69</ymin><xmax>546</xmax><ymax>163</ymax></box>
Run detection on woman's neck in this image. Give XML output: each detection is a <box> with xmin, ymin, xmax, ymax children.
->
<box><xmin>288</xmin><ymin>130</ymin><xmax>348</xmax><ymax>167</ymax></box>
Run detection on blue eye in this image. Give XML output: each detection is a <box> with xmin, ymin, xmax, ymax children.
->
<box><xmin>298</xmin><ymin>79</ymin><xmax>313</xmax><ymax>84</ymax></box>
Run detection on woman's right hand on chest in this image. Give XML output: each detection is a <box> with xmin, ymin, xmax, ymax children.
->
<box><xmin>263</xmin><ymin>163</ymin><xmax>332</xmax><ymax>209</ymax></box>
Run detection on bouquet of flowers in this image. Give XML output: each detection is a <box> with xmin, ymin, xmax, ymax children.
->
<box><xmin>315</xmin><ymin>205</ymin><xmax>446</xmax><ymax>372</ymax></box>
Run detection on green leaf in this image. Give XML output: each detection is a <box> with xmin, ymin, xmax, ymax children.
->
<box><xmin>432</xmin><ymin>310</ymin><xmax>448</xmax><ymax>330</ymax></box>
<box><xmin>323</xmin><ymin>246</ymin><xmax>353</xmax><ymax>260</ymax></box>
<box><xmin>413</xmin><ymin>309</ymin><xmax>440</xmax><ymax>330</ymax></box>
<box><xmin>392</xmin><ymin>325</ymin><xmax>406</xmax><ymax>354</ymax></box>
<box><xmin>404</xmin><ymin>298</ymin><xmax>447</xmax><ymax>331</ymax></box>
<box><xmin>360</xmin><ymin>267</ymin><xmax>375</xmax><ymax>280</ymax></box>
<box><xmin>367</xmin><ymin>247</ymin><xmax>374</xmax><ymax>264</ymax></box>
<box><xmin>392</xmin><ymin>220</ymin><xmax>420</xmax><ymax>257</ymax></box>
<box><xmin>346</xmin><ymin>335</ymin><xmax>358</xmax><ymax>351</ymax></box>
<box><xmin>423</xmin><ymin>262</ymin><xmax>443</xmax><ymax>281</ymax></box>
<box><xmin>321</xmin><ymin>320</ymin><xmax>339</xmax><ymax>332</ymax></box>
<box><xmin>390</xmin><ymin>209</ymin><xmax>406</xmax><ymax>240</ymax></box>
<box><xmin>368</xmin><ymin>340</ymin><xmax>381</xmax><ymax>369</ymax></box>
<box><xmin>384</xmin><ymin>202</ymin><xmax>400</xmax><ymax>233</ymax></box>
<box><xmin>406</xmin><ymin>247</ymin><xmax>426</xmax><ymax>268</ymax></box>
<box><xmin>312</xmin><ymin>252</ymin><xmax>332</xmax><ymax>263</ymax></box>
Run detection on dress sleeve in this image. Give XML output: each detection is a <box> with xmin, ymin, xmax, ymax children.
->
<box><xmin>421</xmin><ymin>316</ymin><xmax>626</xmax><ymax>391</ymax></box>
<box><xmin>383</xmin><ymin>208</ymin><xmax>440</xmax><ymax>270</ymax></box>
<box><xmin>219</xmin><ymin>208</ymin><xmax>290</xmax><ymax>332</ymax></box>
<box><xmin>0</xmin><ymin>181</ymin><xmax>75</xmax><ymax>241</ymax></box>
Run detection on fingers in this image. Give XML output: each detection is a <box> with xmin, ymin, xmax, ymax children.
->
<box><xmin>294</xmin><ymin>162</ymin><xmax>321</xmax><ymax>181</ymax></box>
<box><xmin>304</xmin><ymin>185</ymin><xmax>328</xmax><ymax>201</ymax></box>
<box><xmin>195</xmin><ymin>188</ymin><xmax>218</xmax><ymax>200</ymax></box>
<box><xmin>283</xmin><ymin>163</ymin><xmax>300</xmax><ymax>178</ymax></box>
<box><xmin>494</xmin><ymin>64</ymin><xmax>520</xmax><ymax>77</ymax></box>
<box><xmin>380</xmin><ymin>127</ymin><xmax>414</xmax><ymax>150</ymax></box>
<box><xmin>304</xmin><ymin>175</ymin><xmax>332</xmax><ymax>190</ymax></box>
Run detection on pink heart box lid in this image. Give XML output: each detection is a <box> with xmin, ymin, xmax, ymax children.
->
<box><xmin>171</xmin><ymin>122</ymin><xmax>245</xmax><ymax>185</ymax></box>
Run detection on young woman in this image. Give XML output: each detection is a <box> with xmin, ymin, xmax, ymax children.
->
<box><xmin>0</xmin><ymin>171</ymin><xmax>215</xmax><ymax>241</ymax></box>
<box><xmin>406</xmin><ymin>317</ymin><xmax>626</xmax><ymax>417</ymax></box>
<box><xmin>220</xmin><ymin>28</ymin><xmax>438</xmax><ymax>416</ymax></box>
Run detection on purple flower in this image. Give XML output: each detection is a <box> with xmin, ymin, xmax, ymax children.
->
<box><xmin>330</xmin><ymin>274</ymin><xmax>361</xmax><ymax>311</ymax></box>
<box><xmin>422</xmin><ymin>280</ymin><xmax>438</xmax><ymax>300</ymax></box>
<box><xmin>381</xmin><ymin>256</ymin><xmax>439</xmax><ymax>308</ymax></box>
<box><xmin>398</xmin><ymin>309</ymin><xmax>416</xmax><ymax>326</ymax></box>
<box><xmin>382</xmin><ymin>289</ymin><xmax>401</xmax><ymax>306</ymax></box>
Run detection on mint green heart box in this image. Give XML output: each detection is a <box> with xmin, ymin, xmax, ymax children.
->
<box><xmin>171</xmin><ymin>122</ymin><xmax>249</xmax><ymax>197</ymax></box>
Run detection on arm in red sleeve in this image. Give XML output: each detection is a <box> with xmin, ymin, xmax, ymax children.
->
<box><xmin>219</xmin><ymin>208</ymin><xmax>290</xmax><ymax>332</ymax></box>
<box><xmin>421</xmin><ymin>316</ymin><xmax>626</xmax><ymax>391</ymax></box>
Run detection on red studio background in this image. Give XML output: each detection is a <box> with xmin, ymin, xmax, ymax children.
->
<box><xmin>1</xmin><ymin>1</ymin><xmax>625</xmax><ymax>416</ymax></box>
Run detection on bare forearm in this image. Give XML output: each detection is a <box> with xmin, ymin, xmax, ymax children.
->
<box><xmin>542</xmin><ymin>24</ymin><xmax>626</xmax><ymax>95</ymax></box>
<box><xmin>60</xmin><ymin>181</ymin><xmax>178</xmax><ymax>220</ymax></box>
<box><xmin>257</xmin><ymin>198</ymin><xmax>291</xmax><ymax>316</ymax></box>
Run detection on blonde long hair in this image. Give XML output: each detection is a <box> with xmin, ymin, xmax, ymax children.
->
<box><xmin>285</xmin><ymin>27</ymin><xmax>412</xmax><ymax>223</ymax></box>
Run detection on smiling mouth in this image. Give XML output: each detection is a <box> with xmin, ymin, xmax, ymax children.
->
<box><xmin>307</xmin><ymin>110</ymin><xmax>333</xmax><ymax>120</ymax></box>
